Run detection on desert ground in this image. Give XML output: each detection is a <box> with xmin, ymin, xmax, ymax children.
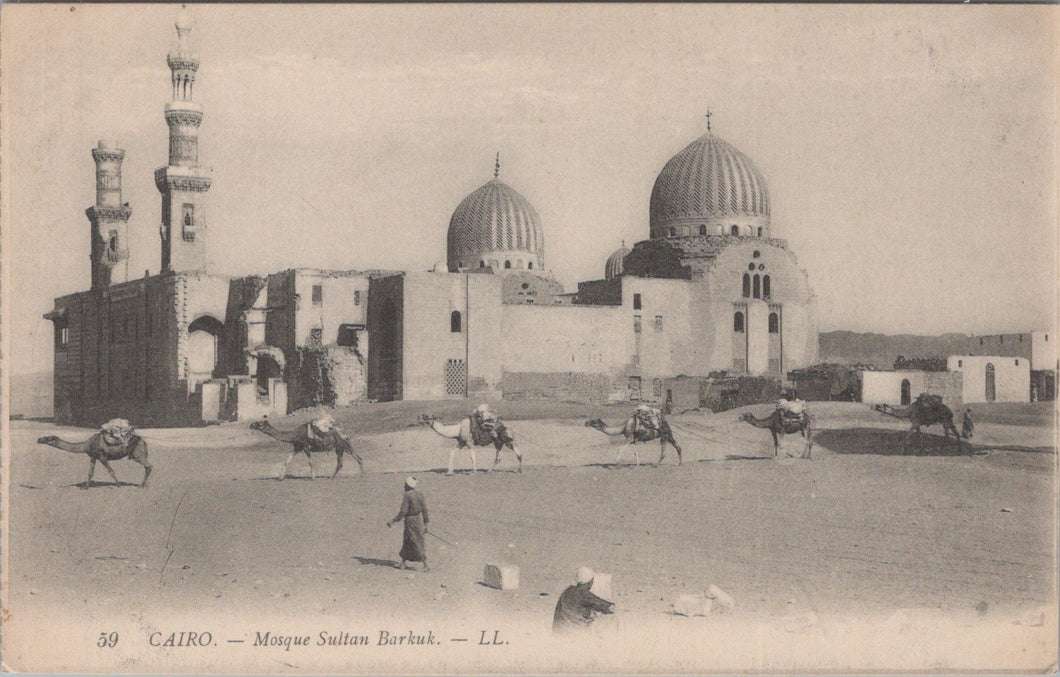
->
<box><xmin>3</xmin><ymin>400</ymin><xmax>1057</xmax><ymax>673</ymax></box>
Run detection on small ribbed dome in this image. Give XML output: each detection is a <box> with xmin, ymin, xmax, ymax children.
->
<box><xmin>605</xmin><ymin>245</ymin><xmax>630</xmax><ymax>280</ymax></box>
<box><xmin>447</xmin><ymin>178</ymin><xmax>544</xmax><ymax>273</ymax></box>
<box><xmin>650</xmin><ymin>132</ymin><xmax>771</xmax><ymax>239</ymax></box>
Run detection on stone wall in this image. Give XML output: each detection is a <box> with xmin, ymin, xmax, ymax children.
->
<box><xmin>501</xmin><ymin>371</ymin><xmax>620</xmax><ymax>403</ymax></box>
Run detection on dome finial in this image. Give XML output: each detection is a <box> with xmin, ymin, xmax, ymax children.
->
<box><xmin>494</xmin><ymin>152</ymin><xmax>500</xmax><ymax>179</ymax></box>
<box><xmin>705</xmin><ymin>109</ymin><xmax>712</xmax><ymax>132</ymax></box>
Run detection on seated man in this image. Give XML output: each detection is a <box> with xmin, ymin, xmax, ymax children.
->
<box><xmin>308</xmin><ymin>415</ymin><xmax>336</xmax><ymax>444</ymax></box>
<box><xmin>100</xmin><ymin>418</ymin><xmax>134</xmax><ymax>447</ymax></box>
<box><xmin>553</xmin><ymin>567</ymin><xmax>614</xmax><ymax>634</ymax></box>
<box><xmin>471</xmin><ymin>403</ymin><xmax>500</xmax><ymax>446</ymax></box>
<box><xmin>776</xmin><ymin>398</ymin><xmax>807</xmax><ymax>421</ymax></box>
<box><xmin>633</xmin><ymin>403</ymin><xmax>662</xmax><ymax>433</ymax></box>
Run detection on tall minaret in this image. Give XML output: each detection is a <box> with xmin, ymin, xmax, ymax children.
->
<box><xmin>156</xmin><ymin>6</ymin><xmax>212</xmax><ymax>273</ymax></box>
<box><xmin>87</xmin><ymin>140</ymin><xmax>133</xmax><ymax>289</ymax></box>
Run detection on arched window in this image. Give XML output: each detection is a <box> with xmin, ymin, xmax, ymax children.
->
<box><xmin>733</xmin><ymin>312</ymin><xmax>745</xmax><ymax>333</ymax></box>
<box><xmin>668</xmin><ymin>227</ymin><xmax>676</xmax><ymax>237</ymax></box>
<box><xmin>730</xmin><ymin>225</ymin><xmax>739</xmax><ymax>236</ymax></box>
<box><xmin>763</xmin><ymin>275</ymin><xmax>771</xmax><ymax>299</ymax></box>
<box><xmin>742</xmin><ymin>273</ymin><xmax>751</xmax><ymax>298</ymax></box>
<box><xmin>900</xmin><ymin>379</ymin><xmax>911</xmax><ymax>405</ymax></box>
<box><xmin>528</xmin><ymin>261</ymin><xmax>533</xmax><ymax>270</ymax></box>
<box><xmin>699</xmin><ymin>225</ymin><xmax>707</xmax><ymax>235</ymax></box>
<box><xmin>450</xmin><ymin>311</ymin><xmax>462</xmax><ymax>333</ymax></box>
<box><xmin>985</xmin><ymin>363</ymin><xmax>996</xmax><ymax>401</ymax></box>
<box><xmin>768</xmin><ymin>312</ymin><xmax>779</xmax><ymax>333</ymax></box>
<box><xmin>753</xmin><ymin>274</ymin><xmax>761</xmax><ymax>299</ymax></box>
<box><xmin>757</xmin><ymin>227</ymin><xmax>763</xmax><ymax>237</ymax></box>
<box><xmin>504</xmin><ymin>260</ymin><xmax>511</xmax><ymax>269</ymax></box>
<box><xmin>479</xmin><ymin>260</ymin><xmax>484</xmax><ymax>268</ymax></box>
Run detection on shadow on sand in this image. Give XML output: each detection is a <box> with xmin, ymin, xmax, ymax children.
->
<box><xmin>353</xmin><ymin>556</ymin><xmax>400</xmax><ymax>569</ymax></box>
<box><xmin>62</xmin><ymin>480</ymin><xmax>141</xmax><ymax>489</ymax></box>
<box><xmin>814</xmin><ymin>427</ymin><xmax>972</xmax><ymax>456</ymax></box>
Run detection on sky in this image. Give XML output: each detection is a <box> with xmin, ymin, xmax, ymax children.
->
<box><xmin>2</xmin><ymin>3</ymin><xmax>1057</xmax><ymax>376</ymax></box>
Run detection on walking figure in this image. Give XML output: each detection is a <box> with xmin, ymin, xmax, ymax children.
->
<box><xmin>386</xmin><ymin>476</ymin><xmax>430</xmax><ymax>572</ymax></box>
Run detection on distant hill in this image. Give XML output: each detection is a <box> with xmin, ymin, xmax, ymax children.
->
<box><xmin>819</xmin><ymin>331</ymin><xmax>977</xmax><ymax>370</ymax></box>
<box><xmin>9</xmin><ymin>371</ymin><xmax>53</xmax><ymax>419</ymax></box>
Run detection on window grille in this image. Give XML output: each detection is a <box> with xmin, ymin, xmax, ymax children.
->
<box><xmin>633</xmin><ymin>293</ymin><xmax>642</xmax><ymax>310</ymax></box>
<box><xmin>633</xmin><ymin>315</ymin><xmax>642</xmax><ymax>333</ymax></box>
<box><xmin>445</xmin><ymin>359</ymin><xmax>466</xmax><ymax>395</ymax></box>
<box><xmin>354</xmin><ymin>290</ymin><xmax>361</xmax><ymax>306</ymax></box>
<box><xmin>655</xmin><ymin>315</ymin><xmax>663</xmax><ymax>332</ymax></box>
<box><xmin>312</xmin><ymin>285</ymin><xmax>323</xmax><ymax>305</ymax></box>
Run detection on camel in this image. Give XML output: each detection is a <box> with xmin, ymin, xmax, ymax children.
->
<box><xmin>249</xmin><ymin>419</ymin><xmax>364</xmax><ymax>480</ymax></box>
<box><xmin>738</xmin><ymin>409</ymin><xmax>813</xmax><ymax>459</ymax></box>
<box><xmin>419</xmin><ymin>414</ymin><xmax>523</xmax><ymax>475</ymax></box>
<box><xmin>873</xmin><ymin>399</ymin><xmax>962</xmax><ymax>452</ymax></box>
<box><xmin>584</xmin><ymin>416</ymin><xmax>683</xmax><ymax>467</ymax></box>
<box><xmin>36</xmin><ymin>432</ymin><xmax>152</xmax><ymax>488</ymax></box>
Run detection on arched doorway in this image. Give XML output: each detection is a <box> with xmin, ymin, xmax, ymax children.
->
<box><xmin>900</xmin><ymin>379</ymin><xmax>911</xmax><ymax>405</ymax></box>
<box><xmin>187</xmin><ymin>314</ymin><xmax>224</xmax><ymax>384</ymax></box>
<box><xmin>985</xmin><ymin>363</ymin><xmax>996</xmax><ymax>402</ymax></box>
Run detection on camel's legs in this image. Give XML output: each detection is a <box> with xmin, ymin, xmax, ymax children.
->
<box><xmin>99</xmin><ymin>459</ymin><xmax>121</xmax><ymax>486</ymax></box>
<box><xmin>86</xmin><ymin>458</ymin><xmax>97</xmax><ymax>488</ymax></box>
<box><xmin>279</xmin><ymin>451</ymin><xmax>298</xmax><ymax>480</ymax></box>
<box><xmin>305</xmin><ymin>450</ymin><xmax>316</xmax><ymax>480</ymax></box>
<box><xmin>615</xmin><ymin>441</ymin><xmax>630</xmax><ymax>467</ymax></box>
<box><xmin>134</xmin><ymin>457</ymin><xmax>153</xmax><ymax>486</ymax></box>
<box><xmin>446</xmin><ymin>448</ymin><xmax>458</xmax><ymax>475</ymax></box>
<box><xmin>468</xmin><ymin>446</ymin><xmax>478</xmax><ymax>474</ymax></box>
<box><xmin>671</xmin><ymin>436</ymin><xmax>683</xmax><ymax>466</ymax></box>
<box><xmin>656</xmin><ymin>440</ymin><xmax>666</xmax><ymax>466</ymax></box>
<box><xmin>332</xmin><ymin>450</ymin><xmax>343</xmax><ymax>479</ymax></box>
<box><xmin>488</xmin><ymin>447</ymin><xmax>501</xmax><ymax>474</ymax></box>
<box><xmin>510</xmin><ymin>444</ymin><xmax>523</xmax><ymax>473</ymax></box>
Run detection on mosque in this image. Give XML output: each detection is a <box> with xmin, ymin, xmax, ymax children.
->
<box><xmin>45</xmin><ymin>11</ymin><xmax>818</xmax><ymax>426</ymax></box>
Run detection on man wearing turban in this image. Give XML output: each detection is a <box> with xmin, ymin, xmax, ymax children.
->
<box><xmin>386</xmin><ymin>476</ymin><xmax>430</xmax><ymax>571</ymax></box>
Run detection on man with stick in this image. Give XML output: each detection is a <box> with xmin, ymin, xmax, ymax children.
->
<box><xmin>386</xmin><ymin>476</ymin><xmax>430</xmax><ymax>572</ymax></box>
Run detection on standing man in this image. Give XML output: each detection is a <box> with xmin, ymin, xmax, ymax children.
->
<box><xmin>552</xmin><ymin>567</ymin><xmax>614</xmax><ymax>633</ymax></box>
<box><xmin>386</xmin><ymin>476</ymin><xmax>429</xmax><ymax>572</ymax></box>
<box><xmin>962</xmin><ymin>408</ymin><xmax>975</xmax><ymax>439</ymax></box>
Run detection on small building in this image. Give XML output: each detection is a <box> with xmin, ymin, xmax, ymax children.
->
<box><xmin>860</xmin><ymin>369</ymin><xmax>963</xmax><ymax>413</ymax></box>
<box><xmin>947</xmin><ymin>355</ymin><xmax>1030</xmax><ymax>403</ymax></box>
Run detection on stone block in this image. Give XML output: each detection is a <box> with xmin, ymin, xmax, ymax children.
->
<box><xmin>706</xmin><ymin>583</ymin><xmax>735</xmax><ymax>613</ymax></box>
<box><xmin>673</xmin><ymin>594</ymin><xmax>713</xmax><ymax>617</ymax></box>
<box><xmin>590</xmin><ymin>572</ymin><xmax>612</xmax><ymax>601</ymax></box>
<box><xmin>483</xmin><ymin>563</ymin><xmax>519</xmax><ymax>591</ymax></box>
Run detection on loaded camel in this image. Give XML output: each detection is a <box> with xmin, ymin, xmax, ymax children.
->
<box><xmin>420</xmin><ymin>414</ymin><xmax>523</xmax><ymax>475</ymax></box>
<box><xmin>738</xmin><ymin>408</ymin><xmax>813</xmax><ymax>459</ymax></box>
<box><xmin>36</xmin><ymin>432</ymin><xmax>152</xmax><ymax>488</ymax></box>
<box><xmin>872</xmin><ymin>396</ymin><xmax>962</xmax><ymax>452</ymax></box>
<box><xmin>249</xmin><ymin>418</ymin><xmax>364</xmax><ymax>480</ymax></box>
<box><xmin>584</xmin><ymin>415</ymin><xmax>683</xmax><ymax>467</ymax></box>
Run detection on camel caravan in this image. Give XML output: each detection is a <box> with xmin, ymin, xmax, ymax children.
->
<box><xmin>37</xmin><ymin>389</ymin><xmax>981</xmax><ymax>487</ymax></box>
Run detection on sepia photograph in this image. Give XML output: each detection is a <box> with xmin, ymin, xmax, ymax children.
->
<box><xmin>1</xmin><ymin>3</ymin><xmax>1057</xmax><ymax>673</ymax></box>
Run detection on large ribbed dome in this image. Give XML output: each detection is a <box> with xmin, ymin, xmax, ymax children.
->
<box><xmin>649</xmin><ymin>132</ymin><xmax>771</xmax><ymax>239</ymax></box>
<box><xmin>447</xmin><ymin>178</ymin><xmax>545</xmax><ymax>273</ymax></box>
<box><xmin>604</xmin><ymin>245</ymin><xmax>630</xmax><ymax>280</ymax></box>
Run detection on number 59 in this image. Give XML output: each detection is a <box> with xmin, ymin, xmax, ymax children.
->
<box><xmin>97</xmin><ymin>631</ymin><xmax>118</xmax><ymax>648</ymax></box>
